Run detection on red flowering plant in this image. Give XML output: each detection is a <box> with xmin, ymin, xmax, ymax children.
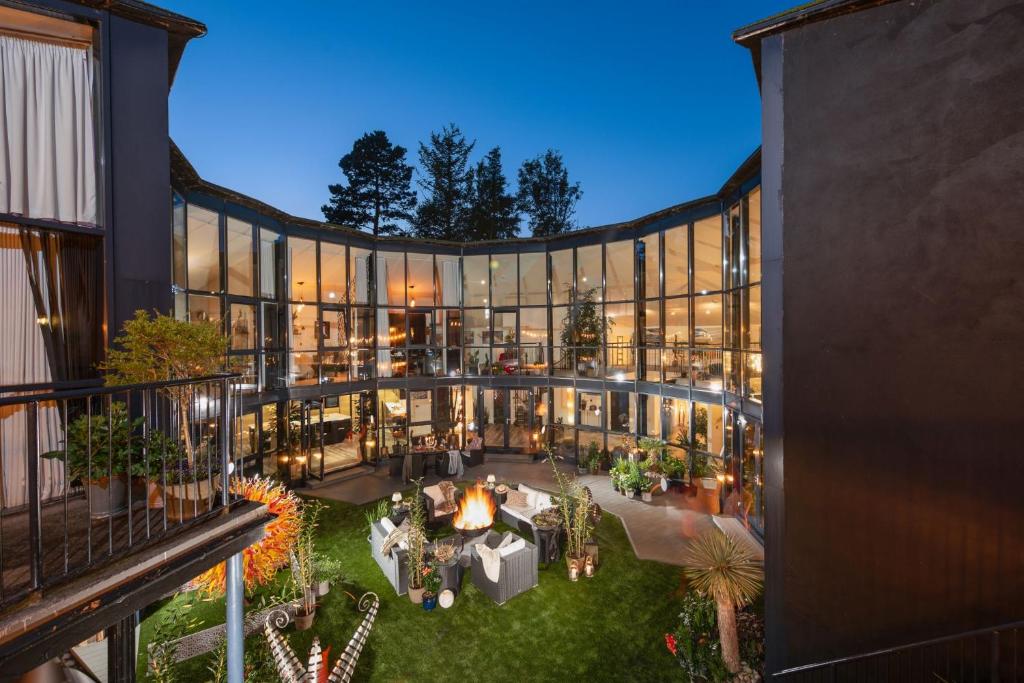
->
<box><xmin>670</xmin><ymin>591</ymin><xmax>727</xmax><ymax>682</ymax></box>
<box><xmin>422</xmin><ymin>562</ymin><xmax>442</xmax><ymax>598</ymax></box>
<box><xmin>422</xmin><ymin>566</ymin><xmax>442</xmax><ymax>597</ymax></box>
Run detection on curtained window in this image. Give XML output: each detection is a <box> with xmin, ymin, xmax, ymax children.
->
<box><xmin>0</xmin><ymin>33</ymin><xmax>97</xmax><ymax>226</ymax></box>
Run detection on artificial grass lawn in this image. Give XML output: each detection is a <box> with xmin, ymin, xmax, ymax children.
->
<box><xmin>137</xmin><ymin>495</ymin><xmax>684</xmax><ymax>682</ymax></box>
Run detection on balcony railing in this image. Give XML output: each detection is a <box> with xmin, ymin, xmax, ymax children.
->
<box><xmin>773</xmin><ymin>620</ymin><xmax>1024</xmax><ymax>682</ymax></box>
<box><xmin>0</xmin><ymin>374</ymin><xmax>242</xmax><ymax>610</ymax></box>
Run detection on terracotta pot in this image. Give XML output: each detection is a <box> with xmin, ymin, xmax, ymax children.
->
<box><xmin>87</xmin><ymin>475</ymin><xmax>128</xmax><ymax>518</ymax></box>
<box><xmin>165</xmin><ymin>476</ymin><xmax>220</xmax><ymax>522</ymax></box>
<box><xmin>294</xmin><ymin>609</ymin><xmax>315</xmax><ymax>631</ymax></box>
<box><xmin>408</xmin><ymin>586</ymin><xmax>425</xmax><ymax>604</ymax></box>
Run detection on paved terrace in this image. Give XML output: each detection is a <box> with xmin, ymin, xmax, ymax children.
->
<box><xmin>300</xmin><ymin>455</ymin><xmax>725</xmax><ymax>566</ymax></box>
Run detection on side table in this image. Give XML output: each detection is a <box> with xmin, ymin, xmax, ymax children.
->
<box><xmin>533</xmin><ymin>523</ymin><xmax>561</xmax><ymax>568</ymax></box>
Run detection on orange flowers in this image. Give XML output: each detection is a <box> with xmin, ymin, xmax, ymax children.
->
<box><xmin>191</xmin><ymin>476</ymin><xmax>302</xmax><ymax>596</ymax></box>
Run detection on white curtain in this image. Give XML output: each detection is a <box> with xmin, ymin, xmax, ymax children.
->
<box><xmin>441</xmin><ymin>259</ymin><xmax>460</xmax><ymax>307</ymax></box>
<box><xmin>0</xmin><ymin>227</ymin><xmax>64</xmax><ymax>508</ymax></box>
<box><xmin>0</xmin><ymin>35</ymin><xmax>97</xmax><ymax>226</ymax></box>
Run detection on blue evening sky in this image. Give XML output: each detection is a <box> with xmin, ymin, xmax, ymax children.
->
<box><xmin>163</xmin><ymin>1</ymin><xmax>790</xmax><ymax>232</ymax></box>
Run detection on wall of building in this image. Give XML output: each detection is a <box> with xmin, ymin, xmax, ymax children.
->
<box><xmin>762</xmin><ymin>0</ymin><xmax>1024</xmax><ymax>671</ymax></box>
<box><xmin>108</xmin><ymin>14</ymin><xmax>172</xmax><ymax>333</ymax></box>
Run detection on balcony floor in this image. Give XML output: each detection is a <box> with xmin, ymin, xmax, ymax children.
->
<box><xmin>1</xmin><ymin>496</ymin><xmax>209</xmax><ymax>605</ymax></box>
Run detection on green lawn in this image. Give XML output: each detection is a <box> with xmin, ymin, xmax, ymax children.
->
<box><xmin>137</xmin><ymin>496</ymin><xmax>684</xmax><ymax>682</ymax></box>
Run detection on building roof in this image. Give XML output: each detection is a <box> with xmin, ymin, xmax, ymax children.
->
<box><xmin>57</xmin><ymin>0</ymin><xmax>206</xmax><ymax>84</ymax></box>
<box><xmin>171</xmin><ymin>140</ymin><xmax>759</xmax><ymax>248</ymax></box>
<box><xmin>733</xmin><ymin>0</ymin><xmax>899</xmax><ymax>47</ymax></box>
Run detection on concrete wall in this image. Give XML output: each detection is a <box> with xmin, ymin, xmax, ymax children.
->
<box><xmin>762</xmin><ymin>0</ymin><xmax>1024</xmax><ymax>671</ymax></box>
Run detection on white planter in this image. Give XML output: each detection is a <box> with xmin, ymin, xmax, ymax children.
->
<box><xmin>700</xmin><ymin>477</ymin><xmax>718</xmax><ymax>490</ymax></box>
<box><xmin>626</xmin><ymin>490</ymin><xmax>636</xmax><ymax>499</ymax></box>
<box><xmin>641</xmin><ymin>491</ymin><xmax>653</xmax><ymax>502</ymax></box>
<box><xmin>316</xmin><ymin>580</ymin><xmax>330</xmax><ymax>597</ymax></box>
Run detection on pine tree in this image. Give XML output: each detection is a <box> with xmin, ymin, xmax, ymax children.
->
<box><xmin>467</xmin><ymin>147</ymin><xmax>519</xmax><ymax>240</ymax></box>
<box><xmin>413</xmin><ymin>124</ymin><xmax>474</xmax><ymax>241</ymax></box>
<box><xmin>322</xmin><ymin>131</ymin><xmax>416</xmax><ymax>236</ymax></box>
<box><xmin>517</xmin><ymin>149</ymin><xmax>582</xmax><ymax>237</ymax></box>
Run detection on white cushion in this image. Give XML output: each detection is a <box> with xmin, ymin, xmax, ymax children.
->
<box><xmin>517</xmin><ymin>484</ymin><xmax>539</xmax><ymax>508</ymax></box>
<box><xmin>534</xmin><ymin>493</ymin><xmax>553</xmax><ymax>510</ymax></box>
<box><xmin>379</xmin><ymin>517</ymin><xmax>396</xmax><ymax>534</ymax></box>
<box><xmin>498</xmin><ymin>538</ymin><xmax>526</xmax><ymax>557</ymax></box>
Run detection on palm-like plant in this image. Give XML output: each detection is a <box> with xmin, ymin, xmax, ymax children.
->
<box><xmin>682</xmin><ymin>530</ymin><xmax>764</xmax><ymax>674</ymax></box>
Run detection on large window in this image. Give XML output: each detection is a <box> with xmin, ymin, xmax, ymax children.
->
<box><xmin>605</xmin><ymin>240</ymin><xmax>634</xmax><ymax>302</ymax></box>
<box><xmin>550</xmin><ymin>249</ymin><xmax>573</xmax><ymax>304</ymax></box>
<box><xmin>664</xmin><ymin>224</ymin><xmax>688</xmax><ymax>296</ymax></box>
<box><xmin>519</xmin><ymin>252</ymin><xmax>547</xmax><ymax>305</ymax></box>
<box><xmin>406</xmin><ymin>252</ymin><xmax>433</xmax><ymax>306</ymax></box>
<box><xmin>490</xmin><ymin>253</ymin><xmax>517</xmax><ymax>306</ymax></box>
<box><xmin>463</xmin><ymin>255</ymin><xmax>489</xmax><ymax>307</ymax></box>
<box><xmin>576</xmin><ymin>245</ymin><xmax>601</xmax><ymax>300</ymax></box>
<box><xmin>226</xmin><ymin>217</ymin><xmax>254</xmax><ymax>296</ymax></box>
<box><xmin>187</xmin><ymin>205</ymin><xmax>220</xmax><ymax>292</ymax></box>
<box><xmin>693</xmin><ymin>215</ymin><xmax>722</xmax><ymax>294</ymax></box>
<box><xmin>321</xmin><ymin>241</ymin><xmax>345</xmax><ymax>303</ymax></box>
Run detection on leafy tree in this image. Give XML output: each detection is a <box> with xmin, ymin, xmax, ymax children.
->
<box><xmin>101</xmin><ymin>310</ymin><xmax>226</xmax><ymax>463</ymax></box>
<box><xmin>413</xmin><ymin>124</ymin><xmax>474</xmax><ymax>241</ymax></box>
<box><xmin>683</xmin><ymin>530</ymin><xmax>764</xmax><ymax>674</ymax></box>
<box><xmin>517</xmin><ymin>149</ymin><xmax>582</xmax><ymax>237</ymax></box>
<box><xmin>322</xmin><ymin>130</ymin><xmax>416</xmax><ymax>237</ymax></box>
<box><xmin>467</xmin><ymin>147</ymin><xmax>519</xmax><ymax>240</ymax></box>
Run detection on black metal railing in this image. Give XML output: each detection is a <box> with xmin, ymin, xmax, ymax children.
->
<box><xmin>774</xmin><ymin>620</ymin><xmax>1024</xmax><ymax>682</ymax></box>
<box><xmin>0</xmin><ymin>374</ymin><xmax>243</xmax><ymax>609</ymax></box>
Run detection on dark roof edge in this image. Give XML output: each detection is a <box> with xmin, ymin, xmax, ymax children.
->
<box><xmin>733</xmin><ymin>0</ymin><xmax>900</xmax><ymax>47</ymax></box>
<box><xmin>75</xmin><ymin>0</ymin><xmax>206</xmax><ymax>38</ymax></box>
<box><xmin>170</xmin><ymin>139</ymin><xmax>759</xmax><ymax>247</ymax></box>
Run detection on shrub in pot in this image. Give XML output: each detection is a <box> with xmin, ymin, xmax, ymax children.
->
<box><xmin>692</xmin><ymin>452</ymin><xmax>720</xmax><ymax>490</ymax></box>
<box><xmin>44</xmin><ymin>401</ymin><xmax>142</xmax><ymax>518</ymax></box>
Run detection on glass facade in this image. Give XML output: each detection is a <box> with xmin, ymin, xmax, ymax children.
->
<box><xmin>173</xmin><ymin>180</ymin><xmax>764</xmax><ymax>535</ymax></box>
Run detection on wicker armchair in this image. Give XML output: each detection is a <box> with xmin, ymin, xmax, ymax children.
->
<box><xmin>420</xmin><ymin>484</ymin><xmax>464</xmax><ymax>529</ymax></box>
<box><xmin>470</xmin><ymin>531</ymin><xmax>538</xmax><ymax>605</ymax></box>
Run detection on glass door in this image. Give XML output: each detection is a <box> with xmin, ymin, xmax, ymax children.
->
<box><xmin>482</xmin><ymin>387</ymin><xmax>534</xmax><ymax>452</ymax></box>
<box><xmin>288</xmin><ymin>399</ymin><xmax>324</xmax><ymax>482</ymax></box>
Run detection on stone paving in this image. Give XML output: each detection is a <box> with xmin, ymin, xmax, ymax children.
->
<box><xmin>301</xmin><ymin>455</ymin><xmax>720</xmax><ymax>566</ymax></box>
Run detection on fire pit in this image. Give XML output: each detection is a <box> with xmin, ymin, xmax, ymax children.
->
<box><xmin>453</xmin><ymin>484</ymin><xmax>496</xmax><ymax>536</ymax></box>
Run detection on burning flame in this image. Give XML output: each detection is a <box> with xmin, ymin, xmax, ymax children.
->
<box><xmin>453</xmin><ymin>485</ymin><xmax>496</xmax><ymax>530</ymax></box>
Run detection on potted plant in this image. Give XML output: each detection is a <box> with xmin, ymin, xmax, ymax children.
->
<box><xmin>45</xmin><ymin>401</ymin><xmax>142</xmax><ymax>518</ymax></box>
<box><xmin>313</xmin><ymin>553</ymin><xmax>344</xmax><ymax>597</ymax></box>
<box><xmin>421</xmin><ymin>561</ymin><xmax>442</xmax><ymax>611</ymax></box>
<box><xmin>406</xmin><ymin>480</ymin><xmax>428</xmax><ymax>604</ymax></box>
<box><xmin>363</xmin><ymin>498</ymin><xmax>390</xmax><ymax>542</ymax></box>
<box><xmin>609</xmin><ymin>459</ymin><xmax>628</xmax><ymax>493</ymax></box>
<box><xmin>693</xmin><ymin>451</ymin><xmax>720</xmax><ymax>490</ymax></box>
<box><xmin>547</xmin><ymin>458</ymin><xmax>595</xmax><ymax>580</ymax></box>
<box><xmin>662</xmin><ymin>455</ymin><xmax>687</xmax><ymax>491</ymax></box>
<box><xmin>291</xmin><ymin>500</ymin><xmax>324</xmax><ymax>630</ymax></box>
<box><xmin>585</xmin><ymin>441</ymin><xmax>601</xmax><ymax>475</ymax></box>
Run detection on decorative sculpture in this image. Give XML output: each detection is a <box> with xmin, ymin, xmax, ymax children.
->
<box><xmin>265</xmin><ymin>592</ymin><xmax>379</xmax><ymax>682</ymax></box>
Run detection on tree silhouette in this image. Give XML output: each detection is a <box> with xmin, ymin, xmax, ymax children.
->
<box><xmin>413</xmin><ymin>124</ymin><xmax>474</xmax><ymax>241</ymax></box>
<box><xmin>517</xmin><ymin>149</ymin><xmax>582</xmax><ymax>237</ymax></box>
<box><xmin>322</xmin><ymin>130</ymin><xmax>416</xmax><ymax>236</ymax></box>
<box><xmin>467</xmin><ymin>146</ymin><xmax>519</xmax><ymax>240</ymax></box>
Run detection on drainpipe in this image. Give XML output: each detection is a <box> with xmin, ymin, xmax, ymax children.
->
<box><xmin>221</xmin><ymin>375</ymin><xmax>244</xmax><ymax>683</ymax></box>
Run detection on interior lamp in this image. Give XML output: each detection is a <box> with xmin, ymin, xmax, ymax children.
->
<box><xmin>391</xmin><ymin>492</ymin><xmax>402</xmax><ymax>504</ymax></box>
<box><xmin>486</xmin><ymin>474</ymin><xmax>496</xmax><ymax>489</ymax></box>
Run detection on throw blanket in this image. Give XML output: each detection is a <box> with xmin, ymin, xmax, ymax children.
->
<box><xmin>438</xmin><ymin>480</ymin><xmax>458</xmax><ymax>512</ymax></box>
<box><xmin>447</xmin><ymin>449</ymin><xmax>464</xmax><ymax>477</ymax></box>
<box><xmin>477</xmin><ymin>533</ymin><xmax>517</xmax><ymax>582</ymax></box>
<box><xmin>379</xmin><ymin>528</ymin><xmax>406</xmax><ymax>556</ymax></box>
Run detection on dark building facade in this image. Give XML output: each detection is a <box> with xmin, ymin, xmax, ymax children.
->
<box><xmin>737</xmin><ymin>0</ymin><xmax>1024</xmax><ymax>674</ymax></box>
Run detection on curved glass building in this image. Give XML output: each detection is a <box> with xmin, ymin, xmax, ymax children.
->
<box><xmin>171</xmin><ymin>145</ymin><xmax>765</xmax><ymax>535</ymax></box>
